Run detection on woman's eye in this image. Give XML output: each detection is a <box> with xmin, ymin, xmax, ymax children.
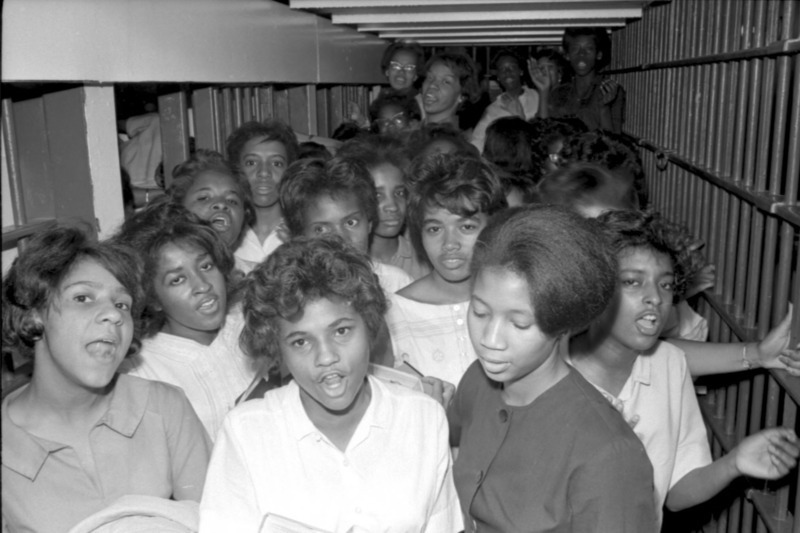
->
<box><xmin>169</xmin><ymin>276</ymin><xmax>185</xmax><ymax>286</ymax></box>
<box><xmin>272</xmin><ymin>160</ymin><xmax>285</xmax><ymax>168</ymax></box>
<box><xmin>199</xmin><ymin>262</ymin><xmax>216</xmax><ymax>272</ymax></box>
<box><xmin>513</xmin><ymin>322</ymin><xmax>532</xmax><ymax>331</ymax></box>
<box><xmin>116</xmin><ymin>301</ymin><xmax>131</xmax><ymax>311</ymax></box>
<box><xmin>395</xmin><ymin>189</ymin><xmax>407</xmax><ymax>199</ymax></box>
<box><xmin>244</xmin><ymin>159</ymin><xmax>257</xmax><ymax>167</ymax></box>
<box><xmin>662</xmin><ymin>281</ymin><xmax>675</xmax><ymax>291</ymax></box>
<box><xmin>621</xmin><ymin>278</ymin><xmax>638</xmax><ymax>286</ymax></box>
<box><xmin>425</xmin><ymin>226</ymin><xmax>440</xmax><ymax>234</ymax></box>
<box><xmin>335</xmin><ymin>326</ymin><xmax>351</xmax><ymax>337</ymax></box>
<box><xmin>73</xmin><ymin>294</ymin><xmax>90</xmax><ymax>303</ymax></box>
<box><xmin>471</xmin><ymin>307</ymin><xmax>487</xmax><ymax>318</ymax></box>
<box><xmin>227</xmin><ymin>198</ymin><xmax>240</xmax><ymax>206</ymax></box>
<box><xmin>291</xmin><ymin>338</ymin><xmax>307</xmax><ymax>348</ymax></box>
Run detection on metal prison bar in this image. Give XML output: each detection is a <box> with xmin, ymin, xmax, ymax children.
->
<box><xmin>608</xmin><ymin>0</ymin><xmax>800</xmax><ymax>531</ymax></box>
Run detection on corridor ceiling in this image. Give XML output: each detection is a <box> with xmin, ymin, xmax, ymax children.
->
<box><xmin>289</xmin><ymin>0</ymin><xmax>655</xmax><ymax>46</ymax></box>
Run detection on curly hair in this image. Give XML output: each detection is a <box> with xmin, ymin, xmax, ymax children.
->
<box><xmin>529</xmin><ymin>117</ymin><xmax>588</xmax><ymax>167</ymax></box>
<box><xmin>596</xmin><ymin>209</ymin><xmax>706</xmax><ymax>301</ymax></box>
<box><xmin>536</xmin><ymin>162</ymin><xmax>638</xmax><ymax>213</ymax></box>
<box><xmin>3</xmin><ymin>223</ymin><xmax>144</xmax><ymax>359</ymax></box>
<box><xmin>168</xmin><ymin>149</ymin><xmax>255</xmax><ymax>230</ymax></box>
<box><xmin>225</xmin><ymin>119</ymin><xmax>300</xmax><ymax>172</ymax></box>
<box><xmin>497</xmin><ymin>168</ymin><xmax>538</xmax><ymax>205</ymax></box>
<box><xmin>240</xmin><ymin>236</ymin><xmax>387</xmax><ymax>368</ymax></box>
<box><xmin>471</xmin><ymin>205</ymin><xmax>618</xmax><ymax>337</ymax></box>
<box><xmin>336</xmin><ymin>134</ymin><xmax>411</xmax><ymax>175</ymax></box>
<box><xmin>561</xmin><ymin>130</ymin><xmax>647</xmax><ymax>207</ymax></box>
<box><xmin>381</xmin><ymin>40</ymin><xmax>425</xmax><ymax>73</ymax></box>
<box><xmin>279</xmin><ymin>157</ymin><xmax>379</xmax><ymax>239</ymax></box>
<box><xmin>423</xmin><ymin>52</ymin><xmax>482</xmax><ymax>104</ymax></box>
<box><xmin>405</xmin><ymin>123</ymin><xmax>480</xmax><ymax>163</ymax></box>
<box><xmin>483</xmin><ymin>116</ymin><xmax>543</xmax><ymax>183</ymax></box>
<box><xmin>406</xmin><ymin>153</ymin><xmax>508</xmax><ymax>264</ymax></box>
<box><xmin>111</xmin><ymin>201</ymin><xmax>237</xmax><ymax>338</ymax></box>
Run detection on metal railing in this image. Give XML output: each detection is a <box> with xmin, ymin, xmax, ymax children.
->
<box><xmin>609</xmin><ymin>0</ymin><xmax>800</xmax><ymax>530</ymax></box>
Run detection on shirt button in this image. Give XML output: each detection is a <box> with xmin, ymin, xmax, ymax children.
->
<box><xmin>453</xmin><ymin>304</ymin><xmax>461</xmax><ymax>311</ymax></box>
<box><xmin>401</xmin><ymin>352</ymin><xmax>410</xmax><ymax>361</ymax></box>
<box><xmin>456</xmin><ymin>319</ymin><xmax>464</xmax><ymax>325</ymax></box>
<box><xmin>343</xmin><ymin>459</ymin><xmax>350</xmax><ymax>467</ymax></box>
<box><xmin>355</xmin><ymin>507</ymin><xmax>362</xmax><ymax>514</ymax></box>
<box><xmin>499</xmin><ymin>409</ymin><xmax>509</xmax><ymax>423</ymax></box>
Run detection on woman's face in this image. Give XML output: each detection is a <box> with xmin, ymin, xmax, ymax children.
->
<box><xmin>154</xmin><ymin>241</ymin><xmax>227</xmax><ymax>345</ymax></box>
<box><xmin>468</xmin><ymin>267</ymin><xmax>559</xmax><ymax>386</ymax></box>
<box><xmin>385</xmin><ymin>49</ymin><xmax>419</xmax><ymax>92</ymax></box>
<box><xmin>182</xmin><ymin>171</ymin><xmax>245</xmax><ymax>247</ymax></box>
<box><xmin>371</xmin><ymin>163</ymin><xmax>407</xmax><ymax>239</ymax></box>
<box><xmin>35</xmin><ymin>258</ymin><xmax>134</xmax><ymax>392</ymax></box>
<box><xmin>239</xmin><ymin>136</ymin><xmax>288</xmax><ymax>209</ymax></box>
<box><xmin>278</xmin><ymin>296</ymin><xmax>371</xmax><ymax>424</ymax></box>
<box><xmin>421</xmin><ymin>204</ymin><xmax>487</xmax><ymax>285</ymax></box>
<box><xmin>421</xmin><ymin>62</ymin><xmax>463</xmax><ymax>122</ymax></box>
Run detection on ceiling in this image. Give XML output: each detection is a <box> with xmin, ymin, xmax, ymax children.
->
<box><xmin>289</xmin><ymin>0</ymin><xmax>655</xmax><ymax>46</ymax></box>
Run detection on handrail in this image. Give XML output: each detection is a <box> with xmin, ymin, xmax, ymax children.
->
<box><xmin>628</xmin><ymin>135</ymin><xmax>800</xmax><ymax>228</ymax></box>
<box><xmin>2</xmin><ymin>218</ymin><xmax>56</xmax><ymax>251</ymax></box>
<box><xmin>606</xmin><ymin>37</ymin><xmax>800</xmax><ymax>75</ymax></box>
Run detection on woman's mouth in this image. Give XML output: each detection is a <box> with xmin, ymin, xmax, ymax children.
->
<box><xmin>210</xmin><ymin>213</ymin><xmax>230</xmax><ymax>231</ymax></box>
<box><xmin>197</xmin><ymin>296</ymin><xmax>220</xmax><ymax>314</ymax></box>
<box><xmin>635</xmin><ymin>312</ymin><xmax>660</xmax><ymax>335</ymax></box>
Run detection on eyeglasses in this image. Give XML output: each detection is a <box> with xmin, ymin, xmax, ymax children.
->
<box><xmin>374</xmin><ymin>111</ymin><xmax>409</xmax><ymax>130</ymax></box>
<box><xmin>388</xmin><ymin>61</ymin><xmax>417</xmax><ymax>73</ymax></box>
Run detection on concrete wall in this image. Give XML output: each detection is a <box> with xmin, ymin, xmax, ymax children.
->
<box><xmin>2</xmin><ymin>0</ymin><xmax>387</xmax><ymax>85</ymax></box>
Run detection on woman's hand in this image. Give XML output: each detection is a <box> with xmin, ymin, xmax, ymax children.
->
<box><xmin>685</xmin><ymin>264</ymin><xmax>716</xmax><ymax>298</ymax></box>
<box><xmin>756</xmin><ymin>306</ymin><xmax>800</xmax><ymax>376</ymax></box>
<box><xmin>733</xmin><ymin>428</ymin><xmax>799</xmax><ymax>479</ymax></box>
<box><xmin>421</xmin><ymin>376</ymin><xmax>456</xmax><ymax>409</ymax></box>
<box><xmin>599</xmin><ymin>78</ymin><xmax>620</xmax><ymax>105</ymax></box>
<box><xmin>527</xmin><ymin>58</ymin><xmax>552</xmax><ymax>94</ymax></box>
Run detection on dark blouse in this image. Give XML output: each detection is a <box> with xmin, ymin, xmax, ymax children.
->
<box><xmin>449</xmin><ymin>361</ymin><xmax>657</xmax><ymax>533</ymax></box>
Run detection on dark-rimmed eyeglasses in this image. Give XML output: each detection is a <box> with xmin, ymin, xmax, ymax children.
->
<box><xmin>388</xmin><ymin>62</ymin><xmax>417</xmax><ymax>73</ymax></box>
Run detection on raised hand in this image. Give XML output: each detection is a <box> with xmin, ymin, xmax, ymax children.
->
<box><xmin>757</xmin><ymin>305</ymin><xmax>800</xmax><ymax>376</ymax></box>
<box><xmin>527</xmin><ymin>58</ymin><xmax>552</xmax><ymax>93</ymax></box>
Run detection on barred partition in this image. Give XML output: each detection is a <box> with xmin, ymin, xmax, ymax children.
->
<box><xmin>156</xmin><ymin>83</ymin><xmax>378</xmax><ymax>184</ymax></box>
<box><xmin>610</xmin><ymin>0</ymin><xmax>800</xmax><ymax>530</ymax></box>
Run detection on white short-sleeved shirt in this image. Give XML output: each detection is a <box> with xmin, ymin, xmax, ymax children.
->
<box><xmin>385</xmin><ymin>294</ymin><xmax>475</xmax><ymax>387</ymax></box>
<box><xmin>372</xmin><ymin>260</ymin><xmax>414</xmax><ymax>294</ymax></box>
<box><xmin>567</xmin><ymin>341</ymin><xmax>712</xmax><ymax>526</ymax></box>
<box><xmin>234</xmin><ymin>226</ymin><xmax>285</xmax><ymax>274</ymax></box>
<box><xmin>199</xmin><ymin>376</ymin><xmax>462</xmax><ymax>533</ymax></box>
<box><xmin>120</xmin><ymin>307</ymin><xmax>257</xmax><ymax>440</ymax></box>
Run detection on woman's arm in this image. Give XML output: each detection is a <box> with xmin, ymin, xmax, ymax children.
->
<box><xmin>667</xmin><ymin>428</ymin><xmax>799</xmax><ymax>511</ymax></box>
<box><xmin>671</xmin><ymin>309</ymin><xmax>800</xmax><ymax>377</ymax></box>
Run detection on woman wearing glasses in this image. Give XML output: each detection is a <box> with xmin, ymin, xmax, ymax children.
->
<box><xmin>381</xmin><ymin>41</ymin><xmax>425</xmax><ymax>96</ymax></box>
